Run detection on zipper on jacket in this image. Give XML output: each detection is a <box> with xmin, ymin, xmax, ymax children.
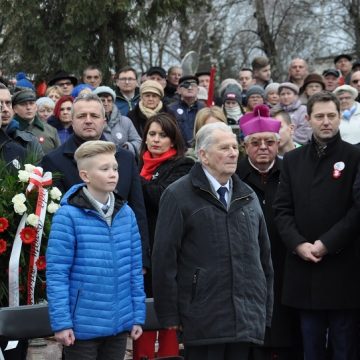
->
<box><xmin>230</xmin><ymin>194</ymin><xmax>251</xmax><ymax>207</ymax></box>
<box><xmin>199</xmin><ymin>187</ymin><xmax>251</xmax><ymax>208</ymax></box>
<box><xmin>191</xmin><ymin>268</ymin><xmax>200</xmax><ymax>303</ymax></box>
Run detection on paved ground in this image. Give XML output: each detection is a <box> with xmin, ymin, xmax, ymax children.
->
<box><xmin>26</xmin><ymin>338</ymin><xmax>134</xmax><ymax>360</ymax></box>
<box><xmin>26</xmin><ymin>339</ymin><xmax>62</xmax><ymax>360</ymax></box>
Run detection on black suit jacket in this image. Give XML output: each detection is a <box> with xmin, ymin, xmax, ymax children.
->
<box><xmin>41</xmin><ymin>134</ymin><xmax>150</xmax><ymax>267</ymax></box>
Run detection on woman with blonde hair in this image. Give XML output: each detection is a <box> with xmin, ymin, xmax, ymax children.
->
<box><xmin>193</xmin><ymin>106</ymin><xmax>227</xmax><ymax>137</ymax></box>
<box><xmin>45</xmin><ymin>85</ymin><xmax>63</xmax><ymax>104</ymax></box>
<box><xmin>187</xmin><ymin>106</ymin><xmax>228</xmax><ymax>160</ymax></box>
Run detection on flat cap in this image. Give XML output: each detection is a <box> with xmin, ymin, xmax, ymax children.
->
<box><xmin>12</xmin><ymin>89</ymin><xmax>37</xmax><ymax>106</ymax></box>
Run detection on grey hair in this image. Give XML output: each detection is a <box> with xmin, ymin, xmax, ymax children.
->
<box><xmin>72</xmin><ymin>92</ymin><xmax>105</xmax><ymax>118</ymax></box>
<box><xmin>244</xmin><ymin>133</ymin><xmax>280</xmax><ymax>143</ymax></box>
<box><xmin>195</xmin><ymin>122</ymin><xmax>235</xmax><ymax>161</ymax></box>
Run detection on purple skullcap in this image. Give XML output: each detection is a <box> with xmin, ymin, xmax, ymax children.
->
<box><xmin>239</xmin><ymin>104</ymin><xmax>281</xmax><ymax>136</ymax></box>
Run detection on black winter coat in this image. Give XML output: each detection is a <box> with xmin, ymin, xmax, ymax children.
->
<box><xmin>41</xmin><ymin>134</ymin><xmax>150</xmax><ymax>268</ymax></box>
<box><xmin>152</xmin><ymin>163</ymin><xmax>274</xmax><ymax>346</ymax></box>
<box><xmin>274</xmin><ymin>133</ymin><xmax>360</xmax><ymax>309</ymax></box>
<box><xmin>141</xmin><ymin>156</ymin><xmax>195</xmax><ymax>296</ymax></box>
<box><xmin>0</xmin><ymin>128</ymin><xmax>26</xmax><ymax>164</ymax></box>
<box><xmin>237</xmin><ymin>157</ymin><xmax>301</xmax><ymax>347</ymax></box>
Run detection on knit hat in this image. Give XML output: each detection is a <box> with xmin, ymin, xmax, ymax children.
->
<box><xmin>12</xmin><ymin>89</ymin><xmax>37</xmax><ymax>106</ymax></box>
<box><xmin>48</xmin><ymin>70</ymin><xmax>78</xmax><ymax>86</ymax></box>
<box><xmin>301</xmin><ymin>73</ymin><xmax>325</xmax><ymax>92</ymax></box>
<box><xmin>71</xmin><ymin>84</ymin><xmax>93</xmax><ymax>98</ymax></box>
<box><xmin>246</xmin><ymin>85</ymin><xmax>265</xmax><ymax>99</ymax></box>
<box><xmin>219</xmin><ymin>79</ymin><xmax>242</xmax><ymax>97</ymax></box>
<box><xmin>147</xmin><ymin>66</ymin><xmax>166</xmax><ymax>79</ymax></box>
<box><xmin>240</xmin><ymin>104</ymin><xmax>280</xmax><ymax>137</ymax></box>
<box><xmin>197</xmin><ymin>86</ymin><xmax>208</xmax><ymax>101</ymax></box>
<box><xmin>333</xmin><ymin>85</ymin><xmax>358</xmax><ymax>99</ymax></box>
<box><xmin>15</xmin><ymin>72</ymin><xmax>35</xmax><ymax>91</ymax></box>
<box><xmin>222</xmin><ymin>84</ymin><xmax>242</xmax><ymax>105</ymax></box>
<box><xmin>140</xmin><ymin>80</ymin><xmax>164</xmax><ymax>98</ymax></box>
<box><xmin>36</xmin><ymin>97</ymin><xmax>55</xmax><ymax>109</ymax></box>
<box><xmin>278</xmin><ymin>82</ymin><xmax>299</xmax><ymax>95</ymax></box>
<box><xmin>53</xmin><ymin>95</ymin><xmax>74</xmax><ymax>119</ymax></box>
<box><xmin>93</xmin><ymin>86</ymin><xmax>116</xmax><ymax>102</ymax></box>
<box><xmin>264</xmin><ymin>83</ymin><xmax>280</xmax><ymax>98</ymax></box>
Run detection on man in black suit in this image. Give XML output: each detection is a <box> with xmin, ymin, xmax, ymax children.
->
<box><xmin>41</xmin><ymin>93</ymin><xmax>150</xmax><ymax>268</ymax></box>
<box><xmin>274</xmin><ymin>92</ymin><xmax>360</xmax><ymax>360</ymax></box>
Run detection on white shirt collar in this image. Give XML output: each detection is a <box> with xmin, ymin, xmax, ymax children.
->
<box><xmin>94</xmin><ymin>196</ymin><xmax>111</xmax><ymax>209</ymax></box>
<box><xmin>202</xmin><ymin>167</ymin><xmax>230</xmax><ymax>192</ymax></box>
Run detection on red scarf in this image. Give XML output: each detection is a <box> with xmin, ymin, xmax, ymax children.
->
<box><xmin>140</xmin><ymin>148</ymin><xmax>177</xmax><ymax>180</ymax></box>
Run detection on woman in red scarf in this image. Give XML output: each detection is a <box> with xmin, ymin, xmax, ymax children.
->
<box><xmin>133</xmin><ymin>113</ymin><xmax>194</xmax><ymax>360</ymax></box>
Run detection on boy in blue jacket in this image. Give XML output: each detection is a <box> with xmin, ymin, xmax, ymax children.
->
<box><xmin>46</xmin><ymin>140</ymin><xmax>145</xmax><ymax>360</ymax></box>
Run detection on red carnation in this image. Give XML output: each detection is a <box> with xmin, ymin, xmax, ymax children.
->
<box><xmin>0</xmin><ymin>217</ymin><xmax>9</xmax><ymax>233</ymax></box>
<box><xmin>20</xmin><ymin>227</ymin><xmax>37</xmax><ymax>244</ymax></box>
<box><xmin>36</xmin><ymin>256</ymin><xmax>46</xmax><ymax>271</ymax></box>
<box><xmin>0</xmin><ymin>239</ymin><xmax>6</xmax><ymax>254</ymax></box>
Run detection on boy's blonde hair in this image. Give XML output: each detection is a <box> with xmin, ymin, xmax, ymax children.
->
<box><xmin>74</xmin><ymin>140</ymin><xmax>116</xmax><ymax>170</ymax></box>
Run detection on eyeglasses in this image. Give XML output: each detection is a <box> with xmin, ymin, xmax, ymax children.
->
<box><xmin>248</xmin><ymin>138</ymin><xmax>277</xmax><ymax>147</ymax></box>
<box><xmin>117</xmin><ymin>78</ymin><xmax>136</xmax><ymax>82</ymax></box>
<box><xmin>56</xmin><ymin>81</ymin><xmax>72</xmax><ymax>87</ymax></box>
<box><xmin>179</xmin><ymin>81</ymin><xmax>197</xmax><ymax>89</ymax></box>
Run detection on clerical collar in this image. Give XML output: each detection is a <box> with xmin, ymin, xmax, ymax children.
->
<box><xmin>248</xmin><ymin>158</ymin><xmax>275</xmax><ymax>174</ymax></box>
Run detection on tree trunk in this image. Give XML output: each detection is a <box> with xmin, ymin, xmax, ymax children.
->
<box><xmin>254</xmin><ymin>0</ymin><xmax>281</xmax><ymax>81</ymax></box>
<box><xmin>111</xmin><ymin>11</ymin><xmax>128</xmax><ymax>71</ymax></box>
<box><xmin>349</xmin><ymin>0</ymin><xmax>360</xmax><ymax>54</ymax></box>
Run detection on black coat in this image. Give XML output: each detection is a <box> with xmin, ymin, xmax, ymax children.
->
<box><xmin>152</xmin><ymin>163</ymin><xmax>273</xmax><ymax>346</ymax></box>
<box><xmin>273</xmin><ymin>133</ymin><xmax>360</xmax><ymax>309</ymax></box>
<box><xmin>141</xmin><ymin>156</ymin><xmax>195</xmax><ymax>296</ymax></box>
<box><xmin>237</xmin><ymin>157</ymin><xmax>301</xmax><ymax>347</ymax></box>
<box><xmin>0</xmin><ymin>128</ymin><xmax>26</xmax><ymax>164</ymax></box>
<box><xmin>41</xmin><ymin>134</ymin><xmax>150</xmax><ymax>268</ymax></box>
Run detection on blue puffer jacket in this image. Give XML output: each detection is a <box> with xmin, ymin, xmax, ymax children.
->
<box><xmin>46</xmin><ymin>183</ymin><xmax>145</xmax><ymax>340</ymax></box>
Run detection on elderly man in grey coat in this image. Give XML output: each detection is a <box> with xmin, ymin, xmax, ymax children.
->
<box><xmin>152</xmin><ymin>122</ymin><xmax>274</xmax><ymax>360</ymax></box>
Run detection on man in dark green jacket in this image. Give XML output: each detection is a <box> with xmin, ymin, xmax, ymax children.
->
<box><xmin>12</xmin><ymin>89</ymin><xmax>60</xmax><ymax>154</ymax></box>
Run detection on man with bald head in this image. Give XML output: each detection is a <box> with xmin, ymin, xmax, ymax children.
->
<box><xmin>288</xmin><ymin>58</ymin><xmax>308</xmax><ymax>88</ymax></box>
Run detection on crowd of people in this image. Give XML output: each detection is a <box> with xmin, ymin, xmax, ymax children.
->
<box><xmin>1</xmin><ymin>52</ymin><xmax>360</xmax><ymax>360</ymax></box>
